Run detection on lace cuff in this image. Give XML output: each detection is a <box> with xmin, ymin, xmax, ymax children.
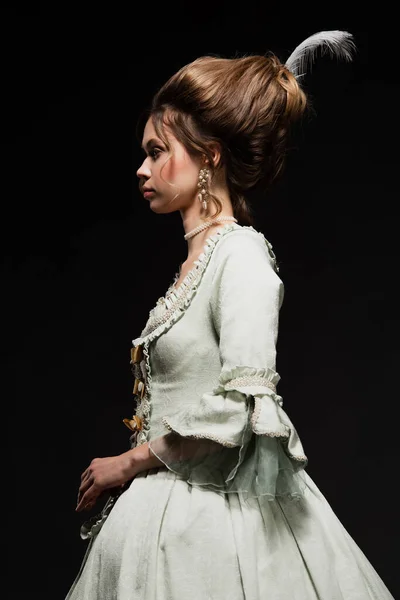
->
<box><xmin>148</xmin><ymin>365</ymin><xmax>308</xmax><ymax>503</ymax></box>
<box><xmin>215</xmin><ymin>366</ymin><xmax>307</xmax><ymax>462</ymax></box>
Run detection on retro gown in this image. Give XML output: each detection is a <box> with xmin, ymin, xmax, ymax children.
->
<box><xmin>66</xmin><ymin>222</ymin><xmax>394</xmax><ymax>599</ymax></box>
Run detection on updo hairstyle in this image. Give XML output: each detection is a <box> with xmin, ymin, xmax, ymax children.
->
<box><xmin>138</xmin><ymin>53</ymin><xmax>307</xmax><ymax>225</ymax></box>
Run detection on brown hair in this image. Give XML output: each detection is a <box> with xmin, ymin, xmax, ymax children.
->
<box><xmin>137</xmin><ymin>53</ymin><xmax>307</xmax><ymax>226</ymax></box>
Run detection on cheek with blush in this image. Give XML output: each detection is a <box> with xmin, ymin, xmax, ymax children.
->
<box><xmin>157</xmin><ymin>148</ymin><xmax>199</xmax><ymax>201</ymax></box>
<box><xmin>159</xmin><ymin>155</ymin><xmax>177</xmax><ymax>184</ymax></box>
<box><xmin>174</xmin><ymin>156</ymin><xmax>199</xmax><ymax>197</ymax></box>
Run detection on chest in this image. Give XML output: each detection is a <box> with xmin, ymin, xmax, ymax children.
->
<box><xmin>150</xmin><ymin>288</ymin><xmax>220</xmax><ymax>379</ymax></box>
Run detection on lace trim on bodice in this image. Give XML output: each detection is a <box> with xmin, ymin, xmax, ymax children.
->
<box><xmin>131</xmin><ymin>223</ymin><xmax>280</xmax><ymax>446</ymax></box>
<box><xmin>132</xmin><ymin>223</ymin><xmax>279</xmax><ymax>348</ymax></box>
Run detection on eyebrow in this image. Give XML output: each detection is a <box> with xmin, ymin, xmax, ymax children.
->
<box><xmin>141</xmin><ymin>138</ymin><xmax>162</xmax><ymax>150</ymax></box>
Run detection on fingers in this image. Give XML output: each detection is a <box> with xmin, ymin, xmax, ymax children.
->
<box><xmin>77</xmin><ymin>474</ymin><xmax>94</xmax><ymax>506</ymax></box>
<box><xmin>81</xmin><ymin>467</ymin><xmax>91</xmax><ymax>482</ymax></box>
<box><xmin>81</xmin><ymin>458</ymin><xmax>98</xmax><ymax>482</ymax></box>
<box><xmin>76</xmin><ymin>487</ymin><xmax>98</xmax><ymax>513</ymax></box>
<box><xmin>76</xmin><ymin>458</ymin><xmax>106</xmax><ymax>512</ymax></box>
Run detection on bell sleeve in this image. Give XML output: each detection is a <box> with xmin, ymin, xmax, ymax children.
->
<box><xmin>148</xmin><ymin>231</ymin><xmax>308</xmax><ymax>502</ymax></box>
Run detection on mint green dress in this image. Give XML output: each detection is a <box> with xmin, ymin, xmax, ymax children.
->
<box><xmin>66</xmin><ymin>222</ymin><xmax>394</xmax><ymax>599</ymax></box>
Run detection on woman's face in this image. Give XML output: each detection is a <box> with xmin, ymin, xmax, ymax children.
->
<box><xmin>137</xmin><ymin>117</ymin><xmax>202</xmax><ymax>213</ymax></box>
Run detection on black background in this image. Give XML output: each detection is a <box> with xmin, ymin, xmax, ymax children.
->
<box><xmin>4</xmin><ymin>2</ymin><xmax>397</xmax><ymax>599</ymax></box>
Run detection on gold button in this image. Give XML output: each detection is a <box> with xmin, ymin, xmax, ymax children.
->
<box><xmin>130</xmin><ymin>345</ymin><xmax>143</xmax><ymax>364</ymax></box>
<box><xmin>122</xmin><ymin>415</ymin><xmax>143</xmax><ymax>432</ymax></box>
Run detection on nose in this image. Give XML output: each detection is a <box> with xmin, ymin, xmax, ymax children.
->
<box><xmin>136</xmin><ymin>157</ymin><xmax>151</xmax><ymax>180</ymax></box>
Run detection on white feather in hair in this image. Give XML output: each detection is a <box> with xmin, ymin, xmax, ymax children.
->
<box><xmin>285</xmin><ymin>30</ymin><xmax>356</xmax><ymax>78</ymax></box>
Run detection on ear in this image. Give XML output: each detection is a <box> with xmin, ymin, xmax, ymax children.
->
<box><xmin>206</xmin><ymin>142</ymin><xmax>222</xmax><ymax>169</ymax></box>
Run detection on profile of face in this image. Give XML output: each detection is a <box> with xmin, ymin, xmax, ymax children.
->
<box><xmin>137</xmin><ymin>117</ymin><xmax>205</xmax><ymax>213</ymax></box>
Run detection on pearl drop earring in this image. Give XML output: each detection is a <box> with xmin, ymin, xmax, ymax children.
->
<box><xmin>197</xmin><ymin>167</ymin><xmax>210</xmax><ymax>211</ymax></box>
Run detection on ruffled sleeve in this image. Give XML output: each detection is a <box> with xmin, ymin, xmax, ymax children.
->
<box><xmin>148</xmin><ymin>229</ymin><xmax>308</xmax><ymax>502</ymax></box>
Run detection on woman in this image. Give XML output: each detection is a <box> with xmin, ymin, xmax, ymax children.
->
<box><xmin>66</xmin><ymin>32</ymin><xmax>394</xmax><ymax>599</ymax></box>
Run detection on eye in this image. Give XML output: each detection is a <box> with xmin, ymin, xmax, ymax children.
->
<box><xmin>149</xmin><ymin>147</ymin><xmax>162</xmax><ymax>159</ymax></box>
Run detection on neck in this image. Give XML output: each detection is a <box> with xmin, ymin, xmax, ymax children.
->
<box><xmin>181</xmin><ymin>189</ymin><xmax>235</xmax><ymax>259</ymax></box>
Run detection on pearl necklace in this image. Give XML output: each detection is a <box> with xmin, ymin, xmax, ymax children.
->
<box><xmin>184</xmin><ymin>215</ymin><xmax>238</xmax><ymax>240</ymax></box>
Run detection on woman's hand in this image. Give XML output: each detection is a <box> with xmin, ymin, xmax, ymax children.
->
<box><xmin>76</xmin><ymin>452</ymin><xmax>136</xmax><ymax>513</ymax></box>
